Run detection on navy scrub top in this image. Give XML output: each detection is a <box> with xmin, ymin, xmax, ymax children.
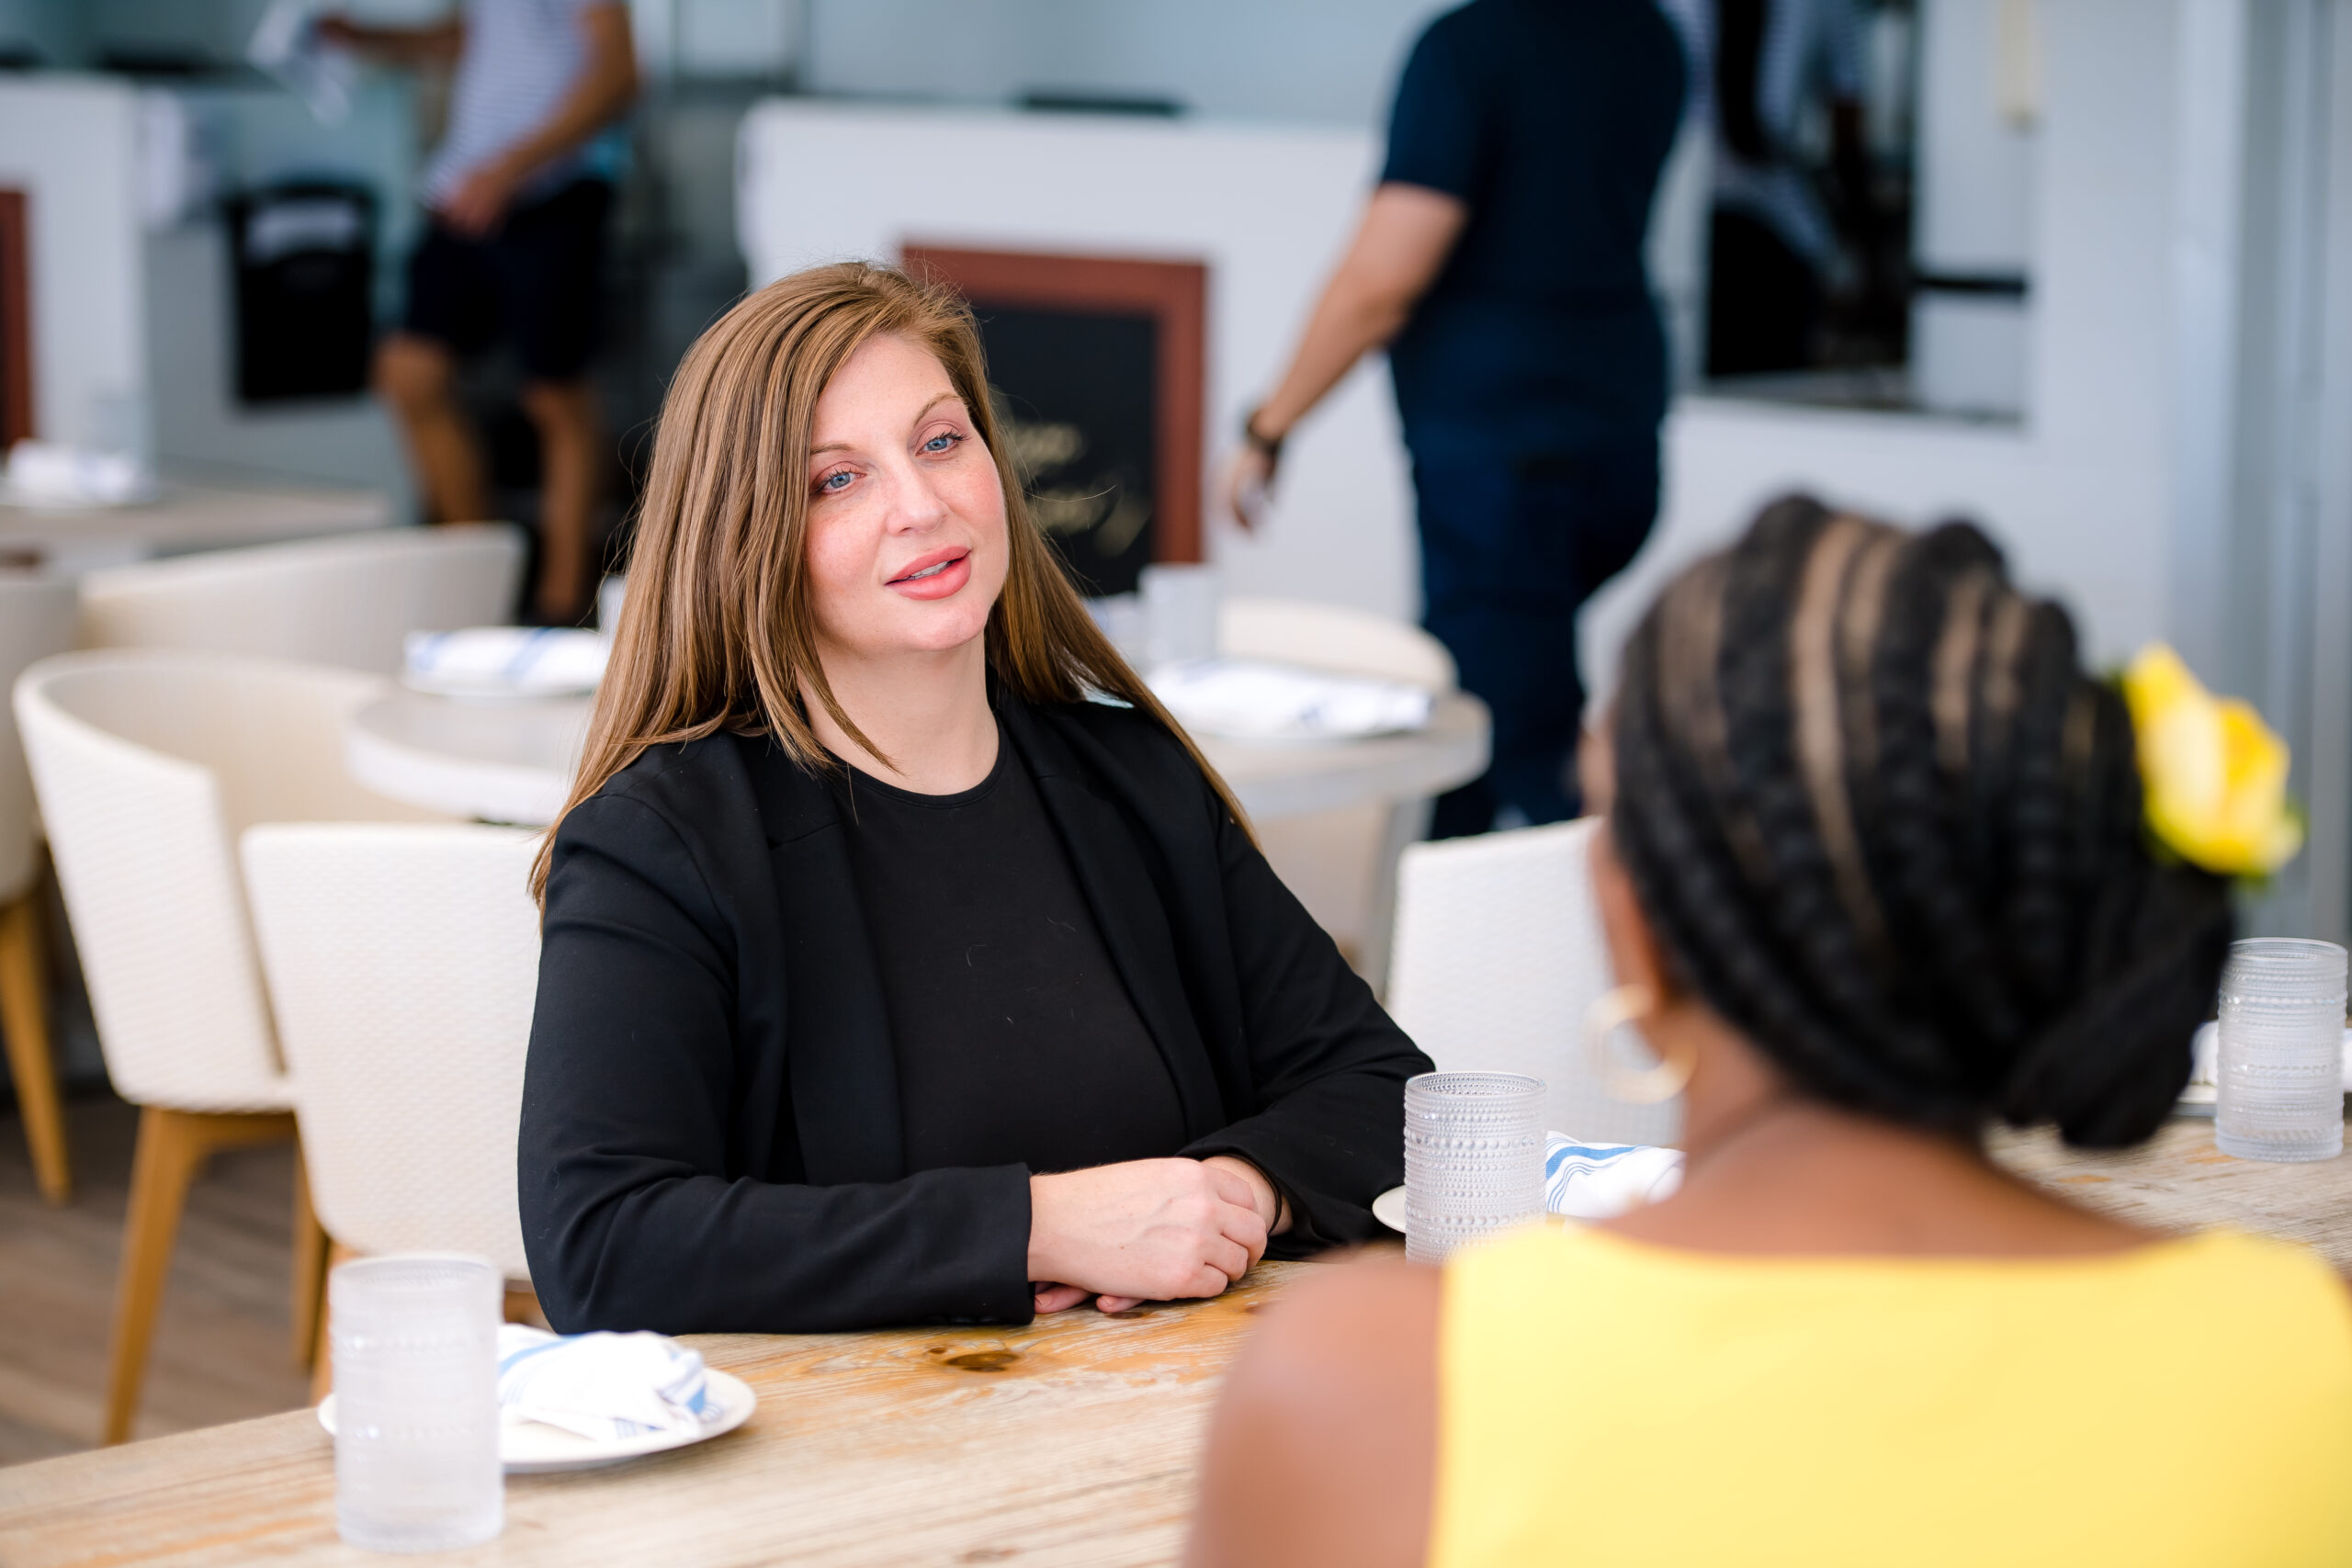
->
<box><xmin>1381</xmin><ymin>0</ymin><xmax>1687</xmax><ymax>462</ymax></box>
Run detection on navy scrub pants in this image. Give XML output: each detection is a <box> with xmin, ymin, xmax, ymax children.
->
<box><xmin>1411</xmin><ymin>444</ymin><xmax>1657</xmax><ymax>838</ymax></box>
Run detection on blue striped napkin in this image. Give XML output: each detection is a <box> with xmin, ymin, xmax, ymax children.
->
<box><xmin>496</xmin><ymin>1324</ymin><xmax>714</xmax><ymax>1443</ymax></box>
<box><xmin>1544</xmin><ymin>1133</ymin><xmax>1685</xmax><ymax>1221</ymax></box>
<box><xmin>403</xmin><ymin>627</ymin><xmax>608</xmax><ymax>696</ymax></box>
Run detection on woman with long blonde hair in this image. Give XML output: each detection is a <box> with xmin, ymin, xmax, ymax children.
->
<box><xmin>520</xmin><ymin>262</ymin><xmax>1428</xmax><ymax>1332</ymax></box>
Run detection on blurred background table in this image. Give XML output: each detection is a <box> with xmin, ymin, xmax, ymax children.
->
<box><xmin>0</xmin><ymin>471</ymin><xmax>390</xmax><ymax>577</ymax></box>
<box><xmin>0</xmin><ymin>1258</ymin><xmax>1314</xmax><ymax>1568</ymax></box>
<box><xmin>345</xmin><ymin>687</ymin><xmax>1492</xmax><ymax>830</ymax></box>
<box><xmin>345</xmin><ymin>691</ymin><xmax>595</xmax><ymax>827</ymax></box>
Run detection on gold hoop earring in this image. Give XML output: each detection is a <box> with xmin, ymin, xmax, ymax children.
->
<box><xmin>1584</xmin><ymin>983</ymin><xmax>1695</xmax><ymax>1104</ymax></box>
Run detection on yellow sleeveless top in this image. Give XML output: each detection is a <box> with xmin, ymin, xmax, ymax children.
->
<box><xmin>1431</xmin><ymin>1224</ymin><xmax>2352</xmax><ymax>1568</ymax></box>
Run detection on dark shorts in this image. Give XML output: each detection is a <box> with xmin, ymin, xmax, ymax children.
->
<box><xmin>401</xmin><ymin>178</ymin><xmax>611</xmax><ymax>382</ymax></box>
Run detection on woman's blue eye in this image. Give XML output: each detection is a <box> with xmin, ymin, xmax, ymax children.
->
<box><xmin>922</xmin><ymin>433</ymin><xmax>957</xmax><ymax>454</ymax></box>
<box><xmin>819</xmin><ymin>470</ymin><xmax>852</xmax><ymax>491</ymax></box>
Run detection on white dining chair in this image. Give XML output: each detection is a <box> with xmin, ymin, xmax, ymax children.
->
<box><xmin>13</xmin><ymin>648</ymin><xmax>448</xmax><ymax>1444</ymax></box>
<box><xmin>1386</xmin><ymin>817</ymin><xmax>1682</xmax><ymax>1148</ymax></box>
<box><xmin>240</xmin><ymin>822</ymin><xmax>540</xmax><ymax>1314</ymax></box>
<box><xmin>0</xmin><ymin>574</ymin><xmax>80</xmax><ymax>1204</ymax></box>
<box><xmin>77</xmin><ymin>524</ymin><xmax>526</xmax><ymax>675</ymax></box>
<box><xmin>1218</xmin><ymin>597</ymin><xmax>1457</xmax><ymax>990</ymax></box>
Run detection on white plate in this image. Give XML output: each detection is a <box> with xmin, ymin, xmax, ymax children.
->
<box><xmin>1372</xmin><ymin>1185</ymin><xmax>1407</xmax><ymax>1234</ymax></box>
<box><xmin>317</xmin><ymin>1368</ymin><xmax>756</xmax><ymax>1474</ymax></box>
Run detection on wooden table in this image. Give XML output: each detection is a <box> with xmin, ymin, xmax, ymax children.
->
<box><xmin>0</xmin><ymin>1260</ymin><xmax>1310</xmax><ymax>1567</ymax></box>
<box><xmin>8</xmin><ymin>1121</ymin><xmax>2345</xmax><ymax>1566</ymax></box>
<box><xmin>0</xmin><ymin>472</ymin><xmax>390</xmax><ymax>575</ymax></box>
<box><xmin>1993</xmin><ymin>1117</ymin><xmax>2352</xmax><ymax>1272</ymax></box>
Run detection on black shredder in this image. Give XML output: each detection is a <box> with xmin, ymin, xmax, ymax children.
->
<box><xmin>229</xmin><ymin>182</ymin><xmax>376</xmax><ymax>404</ymax></box>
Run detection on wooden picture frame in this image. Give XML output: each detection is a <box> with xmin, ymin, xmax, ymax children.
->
<box><xmin>0</xmin><ymin>189</ymin><xmax>31</xmax><ymax>447</ymax></box>
<box><xmin>901</xmin><ymin>244</ymin><xmax>1207</xmax><ymax>566</ymax></box>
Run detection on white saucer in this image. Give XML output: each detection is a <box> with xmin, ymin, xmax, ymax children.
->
<box><xmin>1372</xmin><ymin>1185</ymin><xmax>1407</xmax><ymax>1234</ymax></box>
<box><xmin>317</xmin><ymin>1368</ymin><xmax>756</xmax><ymax>1474</ymax></box>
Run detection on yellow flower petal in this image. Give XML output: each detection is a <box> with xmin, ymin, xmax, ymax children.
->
<box><xmin>2124</xmin><ymin>643</ymin><xmax>2302</xmax><ymax>877</ymax></box>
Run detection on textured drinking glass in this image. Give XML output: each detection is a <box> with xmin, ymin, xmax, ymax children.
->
<box><xmin>1404</xmin><ymin>1072</ymin><xmax>1544</xmax><ymax>1265</ymax></box>
<box><xmin>2216</xmin><ymin>939</ymin><xmax>2347</xmax><ymax>1163</ymax></box>
<box><xmin>332</xmin><ymin>1255</ymin><xmax>503</xmax><ymax>1553</ymax></box>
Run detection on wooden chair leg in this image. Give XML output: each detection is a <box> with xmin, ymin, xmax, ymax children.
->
<box><xmin>290</xmin><ymin>1143</ymin><xmax>330</xmax><ymax>1371</ymax></box>
<box><xmin>0</xmin><ymin>888</ymin><xmax>69</xmax><ymax>1204</ymax></box>
<box><xmin>103</xmin><ymin>1107</ymin><xmax>296</xmax><ymax>1446</ymax></box>
<box><xmin>504</xmin><ymin>1285</ymin><xmax>548</xmax><ymax>1330</ymax></box>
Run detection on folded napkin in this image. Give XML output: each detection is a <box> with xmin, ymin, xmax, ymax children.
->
<box><xmin>1147</xmin><ymin>659</ymin><xmax>1432</xmax><ymax>740</ymax></box>
<box><xmin>2188</xmin><ymin>1021</ymin><xmax>2352</xmax><ymax>1091</ymax></box>
<box><xmin>4</xmin><ymin>440</ymin><xmax>156</xmax><ymax>507</ymax></box>
<box><xmin>497</xmin><ymin>1324</ymin><xmax>714</xmax><ymax>1443</ymax></box>
<box><xmin>1544</xmin><ymin>1133</ymin><xmax>1685</xmax><ymax>1221</ymax></box>
<box><xmin>405</xmin><ymin>626</ymin><xmax>608</xmax><ymax>695</ymax></box>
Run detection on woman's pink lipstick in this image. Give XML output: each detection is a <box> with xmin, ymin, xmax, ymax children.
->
<box><xmin>886</xmin><ymin>547</ymin><xmax>971</xmax><ymax>601</ymax></box>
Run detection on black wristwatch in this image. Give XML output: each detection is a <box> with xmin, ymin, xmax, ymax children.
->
<box><xmin>1241</xmin><ymin>407</ymin><xmax>1286</xmax><ymax>461</ymax></box>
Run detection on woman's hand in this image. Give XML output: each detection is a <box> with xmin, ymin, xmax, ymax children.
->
<box><xmin>1028</xmin><ymin>1158</ymin><xmax>1271</xmax><ymax>1314</ymax></box>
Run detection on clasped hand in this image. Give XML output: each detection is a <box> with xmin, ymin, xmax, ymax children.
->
<box><xmin>1028</xmin><ymin>1156</ymin><xmax>1276</xmax><ymax>1315</ymax></box>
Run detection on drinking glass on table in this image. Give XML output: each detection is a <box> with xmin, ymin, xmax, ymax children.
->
<box><xmin>2215</xmin><ymin>938</ymin><xmax>2347</xmax><ymax>1163</ymax></box>
<box><xmin>331</xmin><ymin>1254</ymin><xmax>503</xmax><ymax>1552</ymax></box>
<box><xmin>1404</xmin><ymin>1071</ymin><xmax>1545</xmax><ymax>1265</ymax></box>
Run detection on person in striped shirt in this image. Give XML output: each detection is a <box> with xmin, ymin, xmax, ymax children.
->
<box><xmin>322</xmin><ymin>1</ymin><xmax>639</xmax><ymax>624</ymax></box>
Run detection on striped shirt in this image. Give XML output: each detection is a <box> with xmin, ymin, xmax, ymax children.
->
<box><xmin>420</xmin><ymin>0</ymin><xmax>629</xmax><ymax>210</ymax></box>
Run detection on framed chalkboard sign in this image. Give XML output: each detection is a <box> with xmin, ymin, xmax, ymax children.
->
<box><xmin>901</xmin><ymin>245</ymin><xmax>1205</xmax><ymax>597</ymax></box>
<box><xmin>0</xmin><ymin>189</ymin><xmax>31</xmax><ymax>447</ymax></box>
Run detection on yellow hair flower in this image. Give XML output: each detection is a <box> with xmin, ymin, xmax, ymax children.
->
<box><xmin>2121</xmin><ymin>644</ymin><xmax>2303</xmax><ymax>877</ymax></box>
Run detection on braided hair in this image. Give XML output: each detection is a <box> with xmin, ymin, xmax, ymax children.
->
<box><xmin>1610</xmin><ymin>496</ymin><xmax>2233</xmax><ymax>1148</ymax></box>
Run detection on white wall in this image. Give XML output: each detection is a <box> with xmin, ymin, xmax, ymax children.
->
<box><xmin>141</xmin><ymin>79</ymin><xmax>422</xmax><ymax>506</ymax></box>
<box><xmin>806</xmin><ymin>0</ymin><xmax>1449</xmax><ymax>127</ymax></box>
<box><xmin>738</xmin><ymin>100</ymin><xmax>1418</xmax><ymax>619</ymax></box>
<box><xmin>145</xmin><ymin>224</ymin><xmax>414</xmax><ymax>504</ymax></box>
<box><xmin>0</xmin><ymin>75</ymin><xmax>145</xmax><ymax>451</ymax></box>
<box><xmin>1911</xmin><ymin>0</ymin><xmax>2038</xmax><ymax>416</ymax></box>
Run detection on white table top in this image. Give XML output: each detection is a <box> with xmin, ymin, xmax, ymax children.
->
<box><xmin>345</xmin><ymin>688</ymin><xmax>1490</xmax><ymax>828</ymax></box>
<box><xmin>0</xmin><ymin>471</ymin><xmax>390</xmax><ymax>572</ymax></box>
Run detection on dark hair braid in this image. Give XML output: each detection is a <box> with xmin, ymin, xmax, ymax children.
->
<box><xmin>1611</xmin><ymin>495</ymin><xmax>2233</xmax><ymax>1146</ymax></box>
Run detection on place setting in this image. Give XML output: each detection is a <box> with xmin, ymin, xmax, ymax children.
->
<box><xmin>311</xmin><ymin>1257</ymin><xmax>759</xmax><ymax>1552</ymax></box>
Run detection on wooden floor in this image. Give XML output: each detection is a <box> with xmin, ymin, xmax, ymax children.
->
<box><xmin>0</xmin><ymin>1093</ymin><xmax>310</xmax><ymax>1465</ymax></box>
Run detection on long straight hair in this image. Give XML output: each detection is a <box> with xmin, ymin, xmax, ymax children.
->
<box><xmin>531</xmin><ymin>261</ymin><xmax>1247</xmax><ymax>900</ymax></box>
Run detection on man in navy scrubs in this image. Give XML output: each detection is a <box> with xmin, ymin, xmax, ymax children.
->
<box><xmin>1224</xmin><ymin>0</ymin><xmax>1686</xmax><ymax>835</ymax></box>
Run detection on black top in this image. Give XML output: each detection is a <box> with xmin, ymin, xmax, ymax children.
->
<box><xmin>519</xmin><ymin>690</ymin><xmax>1431</xmax><ymax>1335</ymax></box>
<box><xmin>1381</xmin><ymin>0</ymin><xmax>1687</xmax><ymax>457</ymax></box>
<box><xmin>835</xmin><ymin>735</ymin><xmax>1187</xmax><ymax>1174</ymax></box>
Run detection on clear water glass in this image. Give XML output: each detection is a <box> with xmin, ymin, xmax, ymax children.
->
<box><xmin>2216</xmin><ymin>938</ymin><xmax>2347</xmax><ymax>1163</ymax></box>
<box><xmin>332</xmin><ymin>1255</ymin><xmax>503</xmax><ymax>1553</ymax></box>
<box><xmin>1404</xmin><ymin>1071</ymin><xmax>1544</xmax><ymax>1265</ymax></box>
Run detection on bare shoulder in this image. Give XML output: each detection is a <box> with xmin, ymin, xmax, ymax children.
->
<box><xmin>1184</xmin><ymin>1255</ymin><xmax>1441</xmax><ymax>1568</ymax></box>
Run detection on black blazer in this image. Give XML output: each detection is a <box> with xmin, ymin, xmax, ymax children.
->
<box><xmin>519</xmin><ymin>691</ymin><xmax>1430</xmax><ymax>1333</ymax></box>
